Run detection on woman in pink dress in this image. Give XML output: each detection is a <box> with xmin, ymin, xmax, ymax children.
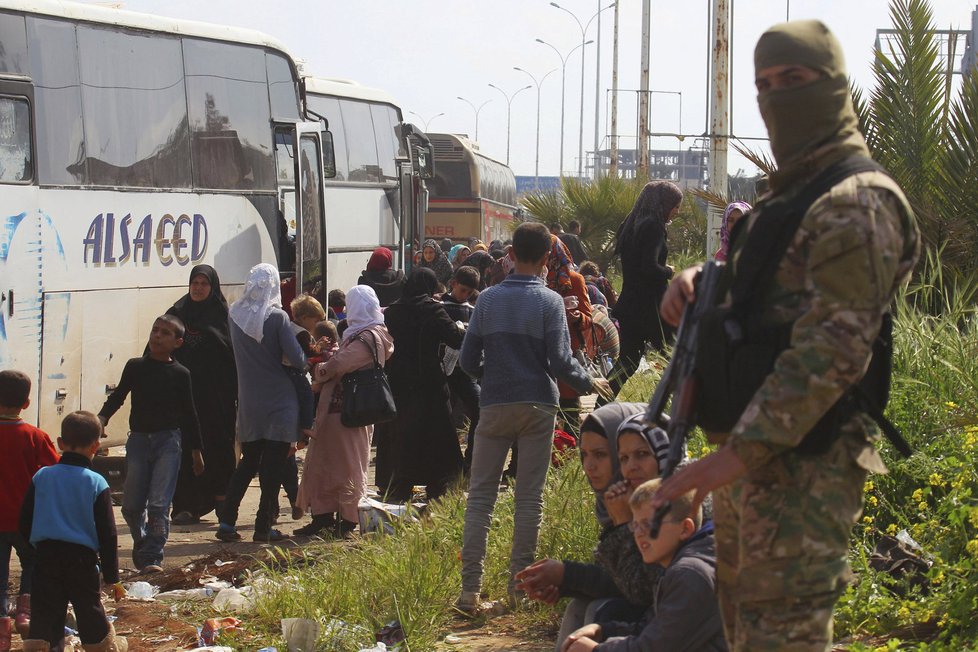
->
<box><xmin>295</xmin><ymin>285</ymin><xmax>393</xmax><ymax>537</ymax></box>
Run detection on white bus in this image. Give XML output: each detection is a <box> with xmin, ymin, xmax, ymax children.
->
<box><xmin>301</xmin><ymin>77</ymin><xmax>429</xmax><ymax>292</ymax></box>
<box><xmin>0</xmin><ymin>1</ymin><xmax>429</xmax><ymax>446</ymax></box>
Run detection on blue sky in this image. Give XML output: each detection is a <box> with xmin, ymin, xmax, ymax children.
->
<box><xmin>121</xmin><ymin>0</ymin><xmax>977</xmax><ymax>178</ymax></box>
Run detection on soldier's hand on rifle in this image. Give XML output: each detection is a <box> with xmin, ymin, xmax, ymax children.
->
<box><xmin>651</xmin><ymin>444</ymin><xmax>747</xmax><ymax>519</ymax></box>
<box><xmin>660</xmin><ymin>265</ymin><xmax>703</xmax><ymax>327</ymax></box>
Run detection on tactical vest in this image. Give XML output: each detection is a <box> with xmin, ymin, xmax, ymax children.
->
<box><xmin>694</xmin><ymin>156</ymin><xmax>912</xmax><ymax>457</ymax></box>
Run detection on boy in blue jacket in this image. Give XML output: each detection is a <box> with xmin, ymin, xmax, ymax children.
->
<box><xmin>20</xmin><ymin>411</ymin><xmax>127</xmax><ymax>652</ymax></box>
<box><xmin>561</xmin><ymin>478</ymin><xmax>727</xmax><ymax>652</ymax></box>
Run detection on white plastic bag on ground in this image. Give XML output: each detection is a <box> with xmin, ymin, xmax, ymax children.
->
<box><xmin>357</xmin><ymin>497</ymin><xmax>417</xmax><ymax>534</ymax></box>
<box><xmin>125</xmin><ymin>581</ymin><xmax>158</xmax><ymax>600</ymax></box>
<box><xmin>281</xmin><ymin>617</ymin><xmax>319</xmax><ymax>652</ymax></box>
<box><xmin>212</xmin><ymin>587</ymin><xmax>253</xmax><ymax>612</ymax></box>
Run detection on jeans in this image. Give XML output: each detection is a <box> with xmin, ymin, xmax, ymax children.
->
<box><xmin>0</xmin><ymin>531</ymin><xmax>34</xmax><ymax>613</ymax></box>
<box><xmin>555</xmin><ymin>597</ymin><xmax>646</xmax><ymax>652</ymax></box>
<box><xmin>122</xmin><ymin>429</ymin><xmax>182</xmax><ymax>568</ymax></box>
<box><xmin>461</xmin><ymin>403</ymin><xmax>556</xmax><ymax>594</ymax></box>
<box><xmin>221</xmin><ymin>439</ymin><xmax>291</xmax><ymax>534</ymax></box>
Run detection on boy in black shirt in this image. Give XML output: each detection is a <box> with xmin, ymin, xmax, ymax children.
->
<box><xmin>98</xmin><ymin>315</ymin><xmax>203</xmax><ymax>572</ymax></box>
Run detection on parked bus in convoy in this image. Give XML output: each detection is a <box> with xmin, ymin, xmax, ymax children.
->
<box><xmin>0</xmin><ymin>0</ymin><xmax>430</xmax><ymax>445</ymax></box>
<box><xmin>302</xmin><ymin>77</ymin><xmax>429</xmax><ymax>292</ymax></box>
<box><xmin>424</xmin><ymin>133</ymin><xmax>517</xmax><ymax>244</ymax></box>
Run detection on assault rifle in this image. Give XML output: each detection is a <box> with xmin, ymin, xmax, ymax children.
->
<box><xmin>644</xmin><ymin>260</ymin><xmax>723</xmax><ymax>538</ymax></box>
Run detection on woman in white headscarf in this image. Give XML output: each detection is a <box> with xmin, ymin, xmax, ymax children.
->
<box><xmin>217</xmin><ymin>263</ymin><xmax>306</xmax><ymax>543</ymax></box>
<box><xmin>294</xmin><ymin>285</ymin><xmax>394</xmax><ymax>538</ymax></box>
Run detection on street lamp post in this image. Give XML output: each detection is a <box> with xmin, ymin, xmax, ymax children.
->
<box><xmin>550</xmin><ymin>1</ymin><xmax>615</xmax><ymax>178</ymax></box>
<box><xmin>514</xmin><ymin>66</ymin><xmax>556</xmax><ymax>191</ymax></box>
<box><xmin>457</xmin><ymin>96</ymin><xmax>491</xmax><ymax>142</ymax></box>
<box><xmin>407</xmin><ymin>110</ymin><xmax>445</xmax><ymax>133</ymax></box>
<box><xmin>536</xmin><ymin>38</ymin><xmax>593</xmax><ymax>177</ymax></box>
<box><xmin>487</xmin><ymin>82</ymin><xmax>532</xmax><ymax>166</ymax></box>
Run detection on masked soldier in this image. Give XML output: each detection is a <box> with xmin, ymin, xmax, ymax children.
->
<box><xmin>654</xmin><ymin>20</ymin><xmax>920</xmax><ymax>651</ymax></box>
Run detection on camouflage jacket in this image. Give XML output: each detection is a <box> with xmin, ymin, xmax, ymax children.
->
<box><xmin>727</xmin><ymin>149</ymin><xmax>920</xmax><ymax>473</ymax></box>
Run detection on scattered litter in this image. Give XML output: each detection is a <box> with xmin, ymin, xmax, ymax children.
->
<box><xmin>358</xmin><ymin>644</ymin><xmax>388</xmax><ymax>652</ymax></box>
<box><xmin>444</xmin><ymin>635</ymin><xmax>462</xmax><ymax>644</ymax></box>
<box><xmin>281</xmin><ymin>617</ymin><xmax>319</xmax><ymax>652</ymax></box>
<box><xmin>148</xmin><ymin>635</ymin><xmax>176</xmax><ymax>644</ymax></box>
<box><xmin>896</xmin><ymin>529</ymin><xmax>924</xmax><ymax>553</ymax></box>
<box><xmin>198</xmin><ymin>616</ymin><xmax>242</xmax><ymax>647</ymax></box>
<box><xmin>125</xmin><ymin>580</ymin><xmax>158</xmax><ymax>600</ymax></box>
<box><xmin>156</xmin><ymin>587</ymin><xmax>214</xmax><ymax>601</ymax></box>
<box><xmin>375</xmin><ymin>620</ymin><xmax>405</xmax><ymax>647</ymax></box>
<box><xmin>257</xmin><ymin>648</ymin><xmax>279</xmax><ymax>652</ymax></box>
<box><xmin>106</xmin><ymin>616</ymin><xmax>117</xmax><ymax>623</ymax></box>
<box><xmin>213</xmin><ymin>559</ymin><xmax>231</xmax><ymax>567</ymax></box>
<box><xmin>212</xmin><ymin>587</ymin><xmax>253</xmax><ymax>612</ymax></box>
<box><xmin>357</xmin><ymin>497</ymin><xmax>421</xmax><ymax>534</ymax></box>
<box><xmin>192</xmin><ymin>647</ymin><xmax>232</xmax><ymax>651</ymax></box>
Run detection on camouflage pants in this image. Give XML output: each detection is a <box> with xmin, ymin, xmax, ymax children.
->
<box><xmin>714</xmin><ymin>435</ymin><xmax>866</xmax><ymax>651</ymax></box>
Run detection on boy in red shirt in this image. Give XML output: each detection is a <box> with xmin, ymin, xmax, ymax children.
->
<box><xmin>0</xmin><ymin>370</ymin><xmax>58</xmax><ymax>648</ymax></box>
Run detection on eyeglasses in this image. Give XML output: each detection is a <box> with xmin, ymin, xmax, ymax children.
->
<box><xmin>628</xmin><ymin>516</ymin><xmax>681</xmax><ymax>535</ymax></box>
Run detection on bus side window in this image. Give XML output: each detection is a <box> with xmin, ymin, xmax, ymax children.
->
<box><xmin>273</xmin><ymin>128</ymin><xmax>297</xmax><ymax>273</ymax></box>
<box><xmin>0</xmin><ymin>96</ymin><xmax>32</xmax><ymax>183</ymax></box>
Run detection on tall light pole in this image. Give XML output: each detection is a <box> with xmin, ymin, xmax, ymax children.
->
<box><xmin>407</xmin><ymin>110</ymin><xmax>445</xmax><ymax>133</ymax></box>
<box><xmin>488</xmin><ymin>83</ymin><xmax>531</xmax><ymax>166</ymax></box>
<box><xmin>514</xmin><ymin>66</ymin><xmax>556</xmax><ymax>191</ymax></box>
<box><xmin>456</xmin><ymin>96</ymin><xmax>491</xmax><ymax>142</ymax></box>
<box><xmin>536</xmin><ymin>38</ymin><xmax>593</xmax><ymax>177</ymax></box>
<box><xmin>550</xmin><ymin>1</ymin><xmax>614</xmax><ymax>178</ymax></box>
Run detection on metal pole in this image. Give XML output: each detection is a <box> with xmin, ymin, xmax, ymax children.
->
<box><xmin>578</xmin><ymin>31</ymin><xmax>587</xmax><ymax>177</ymax></box>
<box><xmin>488</xmin><ymin>83</ymin><xmax>531</xmax><ymax>166</ymax></box>
<box><xmin>537</xmin><ymin>39</ymin><xmax>592</xmax><ymax>177</ymax></box>
<box><xmin>515</xmin><ymin>68</ymin><xmax>556</xmax><ymax>190</ymax></box>
<box><xmin>457</xmin><ymin>97</ymin><xmax>491</xmax><ymax>142</ymax></box>
<box><xmin>593</xmin><ymin>0</ymin><xmax>602</xmax><ymax>178</ymax></box>
<box><xmin>707</xmin><ymin>0</ymin><xmax>730</xmax><ymax>256</ymax></box>
<box><xmin>610</xmin><ymin>0</ymin><xmax>620</xmax><ymax>177</ymax></box>
<box><xmin>638</xmin><ymin>0</ymin><xmax>651</xmax><ymax>178</ymax></box>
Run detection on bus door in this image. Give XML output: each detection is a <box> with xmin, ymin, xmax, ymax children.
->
<box><xmin>397</xmin><ymin>159</ymin><xmax>415</xmax><ymax>272</ymax></box>
<box><xmin>293</xmin><ymin>123</ymin><xmax>326</xmax><ymax>304</ymax></box>
<box><xmin>0</xmin><ymin>77</ymin><xmax>40</xmax><ymax>390</ymax></box>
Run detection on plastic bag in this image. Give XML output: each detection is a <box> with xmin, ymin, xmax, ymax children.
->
<box><xmin>281</xmin><ymin>618</ymin><xmax>319</xmax><ymax>652</ymax></box>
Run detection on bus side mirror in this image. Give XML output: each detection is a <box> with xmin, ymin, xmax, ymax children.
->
<box><xmin>414</xmin><ymin>144</ymin><xmax>434</xmax><ymax>180</ymax></box>
<box><xmin>321</xmin><ymin>130</ymin><xmax>337</xmax><ymax>179</ymax></box>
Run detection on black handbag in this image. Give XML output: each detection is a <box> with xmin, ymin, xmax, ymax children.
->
<box><xmin>340</xmin><ymin>330</ymin><xmax>396</xmax><ymax>428</ymax></box>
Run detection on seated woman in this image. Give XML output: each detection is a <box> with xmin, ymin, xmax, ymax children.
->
<box><xmin>516</xmin><ymin>405</ymin><xmax>671</xmax><ymax>652</ymax></box>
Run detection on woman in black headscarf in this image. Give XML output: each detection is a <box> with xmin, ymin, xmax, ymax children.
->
<box><xmin>603</xmin><ymin>181</ymin><xmax>683</xmax><ymax>402</ymax></box>
<box><xmin>382</xmin><ymin>268</ymin><xmax>465</xmax><ymax>502</ymax></box>
<box><xmin>167</xmin><ymin>265</ymin><xmax>238</xmax><ymax>524</ymax></box>
<box><xmin>462</xmin><ymin>250</ymin><xmax>494</xmax><ymax>290</ymax></box>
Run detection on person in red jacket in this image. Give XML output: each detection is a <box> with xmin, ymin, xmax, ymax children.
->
<box><xmin>0</xmin><ymin>370</ymin><xmax>59</xmax><ymax>645</ymax></box>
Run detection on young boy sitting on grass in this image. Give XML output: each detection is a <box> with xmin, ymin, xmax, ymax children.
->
<box><xmin>20</xmin><ymin>411</ymin><xmax>127</xmax><ymax>652</ymax></box>
<box><xmin>0</xmin><ymin>370</ymin><xmax>59</xmax><ymax>645</ymax></box>
<box><xmin>561</xmin><ymin>478</ymin><xmax>726</xmax><ymax>652</ymax></box>
<box><xmin>98</xmin><ymin>315</ymin><xmax>203</xmax><ymax>573</ymax></box>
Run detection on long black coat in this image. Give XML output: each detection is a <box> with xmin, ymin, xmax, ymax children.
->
<box><xmin>383</xmin><ymin>296</ymin><xmax>465</xmax><ymax>493</ymax></box>
<box><xmin>612</xmin><ymin>219</ymin><xmax>672</xmax><ymax>322</ymax></box>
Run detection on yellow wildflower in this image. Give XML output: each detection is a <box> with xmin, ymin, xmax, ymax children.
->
<box><xmin>897</xmin><ymin>605</ymin><xmax>911</xmax><ymax>621</ymax></box>
<box><xmin>862</xmin><ymin>515</ymin><xmax>873</xmax><ymax>525</ymax></box>
<box><xmin>867</xmin><ymin>495</ymin><xmax>878</xmax><ymax>507</ymax></box>
<box><xmin>928</xmin><ymin>472</ymin><xmax>944</xmax><ymax>487</ymax></box>
<box><xmin>699</xmin><ymin>446</ymin><xmax>711</xmax><ymax>457</ymax></box>
<box><xmin>966</xmin><ymin>537</ymin><xmax>978</xmax><ymax>559</ymax></box>
<box><xmin>918</xmin><ymin>501</ymin><xmax>928</xmax><ymax>512</ymax></box>
<box><xmin>932</xmin><ymin>570</ymin><xmax>944</xmax><ymax>585</ymax></box>
<box><xmin>945</xmin><ymin>401</ymin><xmax>958</xmax><ymax>409</ymax></box>
<box><xmin>912</xmin><ymin>488</ymin><xmax>924</xmax><ymax>502</ymax></box>
<box><xmin>970</xmin><ymin>507</ymin><xmax>978</xmax><ymax>529</ymax></box>
<box><xmin>864</xmin><ymin>480</ymin><xmax>875</xmax><ymax>493</ymax></box>
<box><xmin>886</xmin><ymin>523</ymin><xmax>898</xmax><ymax>535</ymax></box>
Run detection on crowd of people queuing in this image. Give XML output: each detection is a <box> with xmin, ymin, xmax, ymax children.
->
<box><xmin>0</xmin><ymin>18</ymin><xmax>914</xmax><ymax>652</ymax></box>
